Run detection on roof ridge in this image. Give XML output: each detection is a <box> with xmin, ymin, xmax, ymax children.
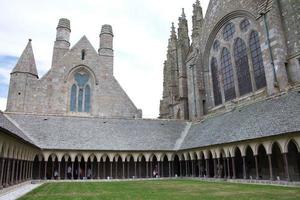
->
<box><xmin>173</xmin><ymin>122</ymin><xmax>192</xmax><ymax>150</ymax></box>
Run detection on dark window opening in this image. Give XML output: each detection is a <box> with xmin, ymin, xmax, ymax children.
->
<box><xmin>81</xmin><ymin>50</ymin><xmax>86</xmax><ymax>60</ymax></box>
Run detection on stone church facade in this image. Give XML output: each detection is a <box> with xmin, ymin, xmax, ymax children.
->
<box><xmin>0</xmin><ymin>0</ymin><xmax>300</xmax><ymax>190</ymax></box>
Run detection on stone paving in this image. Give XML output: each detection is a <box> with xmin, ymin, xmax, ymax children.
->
<box><xmin>0</xmin><ymin>182</ymin><xmax>42</xmax><ymax>200</ymax></box>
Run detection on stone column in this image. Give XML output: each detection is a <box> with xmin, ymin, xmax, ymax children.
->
<box><xmin>44</xmin><ymin>161</ymin><xmax>47</xmax><ymax>180</ymax></box>
<box><xmin>213</xmin><ymin>159</ymin><xmax>217</xmax><ymax>178</ymax></box>
<box><xmin>110</xmin><ymin>162</ymin><xmax>113</xmax><ymax>179</ymax></box>
<box><xmin>242</xmin><ymin>156</ymin><xmax>246</xmax><ymax>179</ymax></box>
<box><xmin>97</xmin><ymin>161</ymin><xmax>100</xmax><ymax>179</ymax></box>
<box><xmin>134</xmin><ymin>162</ymin><xmax>137</xmax><ymax>178</ymax></box>
<box><xmin>150</xmin><ymin>161</ymin><xmax>152</xmax><ymax>178</ymax></box>
<box><xmin>191</xmin><ymin>160</ymin><xmax>195</xmax><ymax>177</ymax></box>
<box><xmin>64</xmin><ymin>162</ymin><xmax>67</xmax><ymax>180</ymax></box>
<box><xmin>30</xmin><ymin>162</ymin><xmax>33</xmax><ymax>180</ymax></box>
<box><xmin>254</xmin><ymin>156</ymin><xmax>259</xmax><ymax>180</ymax></box>
<box><xmin>15</xmin><ymin>160</ymin><xmax>19</xmax><ymax>184</ymax></box>
<box><xmin>146</xmin><ymin>161</ymin><xmax>149</xmax><ymax>178</ymax></box>
<box><xmin>198</xmin><ymin>160</ymin><xmax>201</xmax><ymax>177</ymax></box>
<box><xmin>71</xmin><ymin>162</ymin><xmax>74</xmax><ymax>179</ymax></box>
<box><xmin>127</xmin><ymin>161</ymin><xmax>130</xmax><ymax>178</ymax></box>
<box><xmin>185</xmin><ymin>160</ymin><xmax>188</xmax><ymax>177</ymax></box>
<box><xmin>10</xmin><ymin>159</ymin><xmax>15</xmax><ymax>184</ymax></box>
<box><xmin>58</xmin><ymin>162</ymin><xmax>61</xmax><ymax>179</ymax></box>
<box><xmin>78</xmin><ymin>162</ymin><xmax>80</xmax><ymax>179</ymax></box>
<box><xmin>0</xmin><ymin>157</ymin><xmax>5</xmax><ymax>189</ymax></box>
<box><xmin>157</xmin><ymin>161</ymin><xmax>160</xmax><ymax>178</ymax></box>
<box><xmin>267</xmin><ymin>154</ymin><xmax>273</xmax><ymax>180</ymax></box>
<box><xmin>138</xmin><ymin>161</ymin><xmax>141</xmax><ymax>178</ymax></box>
<box><xmin>217</xmin><ymin>158</ymin><xmax>221</xmax><ymax>178</ymax></box>
<box><xmin>223</xmin><ymin>158</ymin><xmax>227</xmax><ymax>178</ymax></box>
<box><xmin>168</xmin><ymin>161</ymin><xmax>171</xmax><ymax>178</ymax></box>
<box><xmin>282</xmin><ymin>153</ymin><xmax>290</xmax><ymax>181</ymax></box>
<box><xmin>227</xmin><ymin>158</ymin><xmax>230</xmax><ymax>179</ymax></box>
<box><xmin>38</xmin><ymin>161</ymin><xmax>41</xmax><ymax>180</ymax></box>
<box><xmin>115</xmin><ymin>161</ymin><xmax>118</xmax><ymax>179</ymax></box>
<box><xmin>179</xmin><ymin>161</ymin><xmax>182</xmax><ymax>177</ymax></box>
<box><xmin>161</xmin><ymin>161</ymin><xmax>164</xmax><ymax>177</ymax></box>
<box><xmin>85</xmin><ymin>162</ymin><xmax>88</xmax><ymax>179</ymax></box>
<box><xmin>103</xmin><ymin>162</ymin><xmax>106</xmax><ymax>179</ymax></box>
<box><xmin>51</xmin><ymin>161</ymin><xmax>54</xmax><ymax>180</ymax></box>
<box><xmin>122</xmin><ymin>162</ymin><xmax>125</xmax><ymax>179</ymax></box>
<box><xmin>231</xmin><ymin>157</ymin><xmax>236</xmax><ymax>179</ymax></box>
<box><xmin>5</xmin><ymin>158</ymin><xmax>11</xmax><ymax>187</ymax></box>
<box><xmin>205</xmin><ymin>159</ymin><xmax>209</xmax><ymax>178</ymax></box>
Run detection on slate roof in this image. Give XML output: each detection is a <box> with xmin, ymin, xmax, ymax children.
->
<box><xmin>180</xmin><ymin>90</ymin><xmax>300</xmax><ymax>149</ymax></box>
<box><xmin>0</xmin><ymin>111</ymin><xmax>35</xmax><ymax>145</ymax></box>
<box><xmin>12</xmin><ymin>40</ymin><xmax>38</xmax><ymax>77</ymax></box>
<box><xmin>5</xmin><ymin>114</ymin><xmax>187</xmax><ymax>151</ymax></box>
<box><xmin>2</xmin><ymin>90</ymin><xmax>300</xmax><ymax>151</ymax></box>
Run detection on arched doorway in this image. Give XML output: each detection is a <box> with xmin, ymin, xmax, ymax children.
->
<box><xmin>271</xmin><ymin>142</ymin><xmax>284</xmax><ymax>180</ymax></box>
<box><xmin>32</xmin><ymin>155</ymin><xmax>40</xmax><ymax>179</ymax></box>
<box><xmin>287</xmin><ymin>140</ymin><xmax>300</xmax><ymax>181</ymax></box>
<box><xmin>245</xmin><ymin>146</ymin><xmax>255</xmax><ymax>179</ymax></box>
<box><xmin>234</xmin><ymin>147</ymin><xmax>243</xmax><ymax>179</ymax></box>
<box><xmin>257</xmin><ymin>145</ymin><xmax>269</xmax><ymax>180</ymax></box>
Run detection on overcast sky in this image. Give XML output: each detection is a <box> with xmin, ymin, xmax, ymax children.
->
<box><xmin>0</xmin><ymin>0</ymin><xmax>209</xmax><ymax>118</ymax></box>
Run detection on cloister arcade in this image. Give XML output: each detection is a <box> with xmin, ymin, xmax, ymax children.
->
<box><xmin>1</xmin><ymin>133</ymin><xmax>299</xmax><ymax>189</ymax></box>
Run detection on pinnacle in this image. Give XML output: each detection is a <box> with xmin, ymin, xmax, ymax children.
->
<box><xmin>181</xmin><ymin>8</ymin><xmax>186</xmax><ymax>19</ymax></box>
<box><xmin>170</xmin><ymin>22</ymin><xmax>176</xmax><ymax>38</ymax></box>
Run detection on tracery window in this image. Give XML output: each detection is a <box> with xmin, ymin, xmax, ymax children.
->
<box><xmin>209</xmin><ymin>17</ymin><xmax>267</xmax><ymax>107</ymax></box>
<box><xmin>211</xmin><ymin>57</ymin><xmax>222</xmax><ymax>106</ymax></box>
<box><xmin>221</xmin><ymin>48</ymin><xmax>236</xmax><ymax>101</ymax></box>
<box><xmin>70</xmin><ymin>72</ymin><xmax>91</xmax><ymax>112</ymax></box>
<box><xmin>234</xmin><ymin>38</ymin><xmax>252</xmax><ymax>96</ymax></box>
<box><xmin>249</xmin><ymin>31</ymin><xmax>266</xmax><ymax>89</ymax></box>
<box><xmin>223</xmin><ymin>22</ymin><xmax>235</xmax><ymax>41</ymax></box>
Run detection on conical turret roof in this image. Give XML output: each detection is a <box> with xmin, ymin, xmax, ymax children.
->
<box><xmin>12</xmin><ymin>39</ymin><xmax>38</xmax><ymax>77</ymax></box>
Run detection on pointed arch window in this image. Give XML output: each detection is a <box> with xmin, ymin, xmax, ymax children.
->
<box><xmin>234</xmin><ymin>38</ymin><xmax>252</xmax><ymax>96</ymax></box>
<box><xmin>69</xmin><ymin>72</ymin><xmax>91</xmax><ymax>112</ymax></box>
<box><xmin>249</xmin><ymin>31</ymin><xmax>266</xmax><ymax>89</ymax></box>
<box><xmin>211</xmin><ymin>57</ymin><xmax>222</xmax><ymax>106</ymax></box>
<box><xmin>221</xmin><ymin>48</ymin><xmax>236</xmax><ymax>101</ymax></box>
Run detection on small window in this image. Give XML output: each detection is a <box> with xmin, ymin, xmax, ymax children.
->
<box><xmin>213</xmin><ymin>40</ymin><xmax>220</xmax><ymax>52</ymax></box>
<box><xmin>81</xmin><ymin>50</ymin><xmax>86</xmax><ymax>60</ymax></box>
<box><xmin>223</xmin><ymin>22</ymin><xmax>235</xmax><ymax>41</ymax></box>
<box><xmin>240</xmin><ymin>19</ymin><xmax>250</xmax><ymax>32</ymax></box>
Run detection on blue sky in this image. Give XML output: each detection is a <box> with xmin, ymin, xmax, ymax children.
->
<box><xmin>0</xmin><ymin>0</ymin><xmax>209</xmax><ymax>117</ymax></box>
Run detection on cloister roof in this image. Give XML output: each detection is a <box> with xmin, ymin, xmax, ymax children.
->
<box><xmin>180</xmin><ymin>90</ymin><xmax>300</xmax><ymax>150</ymax></box>
<box><xmin>0</xmin><ymin>111</ymin><xmax>34</xmax><ymax>145</ymax></box>
<box><xmin>2</xmin><ymin>90</ymin><xmax>300</xmax><ymax>151</ymax></box>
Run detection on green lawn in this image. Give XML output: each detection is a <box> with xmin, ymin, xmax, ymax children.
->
<box><xmin>18</xmin><ymin>179</ymin><xmax>300</xmax><ymax>200</ymax></box>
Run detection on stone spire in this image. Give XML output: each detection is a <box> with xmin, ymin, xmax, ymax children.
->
<box><xmin>192</xmin><ymin>0</ymin><xmax>203</xmax><ymax>40</ymax></box>
<box><xmin>12</xmin><ymin>39</ymin><xmax>38</xmax><ymax>78</ymax></box>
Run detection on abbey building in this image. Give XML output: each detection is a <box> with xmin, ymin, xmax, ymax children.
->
<box><xmin>0</xmin><ymin>0</ymin><xmax>299</xmax><ymax>189</ymax></box>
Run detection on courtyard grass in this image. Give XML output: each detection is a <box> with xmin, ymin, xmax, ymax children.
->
<box><xmin>18</xmin><ymin>179</ymin><xmax>300</xmax><ymax>200</ymax></box>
